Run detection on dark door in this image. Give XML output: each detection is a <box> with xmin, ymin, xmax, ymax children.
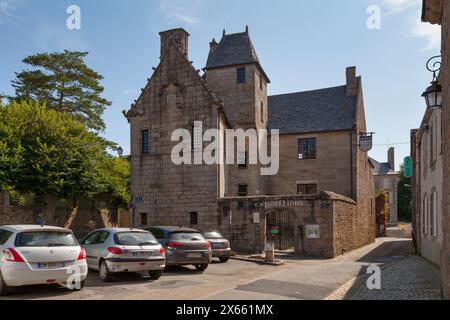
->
<box><xmin>266</xmin><ymin>210</ymin><xmax>294</xmax><ymax>251</ymax></box>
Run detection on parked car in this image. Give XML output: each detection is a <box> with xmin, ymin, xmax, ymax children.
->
<box><xmin>203</xmin><ymin>231</ymin><xmax>231</xmax><ymax>263</ymax></box>
<box><xmin>146</xmin><ymin>226</ymin><xmax>211</xmax><ymax>272</ymax></box>
<box><xmin>80</xmin><ymin>228</ymin><xmax>165</xmax><ymax>282</ymax></box>
<box><xmin>0</xmin><ymin>225</ymin><xmax>88</xmax><ymax>296</ymax></box>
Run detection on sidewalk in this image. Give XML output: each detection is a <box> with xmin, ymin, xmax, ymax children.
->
<box><xmin>345</xmin><ymin>255</ymin><xmax>441</xmax><ymax>300</ymax></box>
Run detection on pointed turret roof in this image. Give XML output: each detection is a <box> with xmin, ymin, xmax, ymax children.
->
<box><xmin>205</xmin><ymin>27</ymin><xmax>270</xmax><ymax>82</ymax></box>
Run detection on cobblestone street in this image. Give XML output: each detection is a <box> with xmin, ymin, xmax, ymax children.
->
<box><xmin>346</xmin><ymin>255</ymin><xmax>441</xmax><ymax>300</ymax></box>
<box><xmin>0</xmin><ymin>237</ymin><xmax>441</xmax><ymax>300</ymax></box>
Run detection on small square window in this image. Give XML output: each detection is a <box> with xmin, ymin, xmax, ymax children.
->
<box><xmin>238</xmin><ymin>184</ymin><xmax>248</xmax><ymax>197</ymax></box>
<box><xmin>298</xmin><ymin>138</ymin><xmax>316</xmax><ymax>160</ymax></box>
<box><xmin>190</xmin><ymin>212</ymin><xmax>198</xmax><ymax>225</ymax></box>
<box><xmin>237</xmin><ymin>68</ymin><xmax>246</xmax><ymax>84</ymax></box>
<box><xmin>140</xmin><ymin>213</ymin><xmax>148</xmax><ymax>225</ymax></box>
<box><xmin>297</xmin><ymin>184</ymin><xmax>318</xmax><ymax>195</ymax></box>
<box><xmin>238</xmin><ymin>151</ymin><xmax>248</xmax><ymax>169</ymax></box>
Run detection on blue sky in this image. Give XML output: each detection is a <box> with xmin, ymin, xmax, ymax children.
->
<box><xmin>0</xmin><ymin>0</ymin><xmax>441</xmax><ymax>170</ymax></box>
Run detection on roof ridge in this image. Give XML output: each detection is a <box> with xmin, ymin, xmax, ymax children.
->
<box><xmin>269</xmin><ymin>84</ymin><xmax>347</xmax><ymax>98</ymax></box>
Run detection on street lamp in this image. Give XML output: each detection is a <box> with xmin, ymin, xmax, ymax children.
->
<box><xmin>422</xmin><ymin>55</ymin><xmax>442</xmax><ymax>110</ymax></box>
<box><xmin>117</xmin><ymin>146</ymin><xmax>124</xmax><ymax>157</ymax></box>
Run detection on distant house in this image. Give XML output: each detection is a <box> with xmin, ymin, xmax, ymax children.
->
<box><xmin>369</xmin><ymin>148</ymin><xmax>399</xmax><ymax>226</ymax></box>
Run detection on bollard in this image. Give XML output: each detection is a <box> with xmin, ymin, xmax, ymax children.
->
<box><xmin>264</xmin><ymin>242</ymin><xmax>275</xmax><ymax>262</ymax></box>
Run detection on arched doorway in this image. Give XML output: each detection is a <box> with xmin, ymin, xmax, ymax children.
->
<box><xmin>265</xmin><ymin>209</ymin><xmax>295</xmax><ymax>251</ymax></box>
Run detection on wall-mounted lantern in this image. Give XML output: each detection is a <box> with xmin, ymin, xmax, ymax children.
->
<box><xmin>422</xmin><ymin>55</ymin><xmax>442</xmax><ymax>110</ymax></box>
<box><xmin>359</xmin><ymin>132</ymin><xmax>375</xmax><ymax>152</ymax></box>
<box><xmin>117</xmin><ymin>146</ymin><xmax>124</xmax><ymax>157</ymax></box>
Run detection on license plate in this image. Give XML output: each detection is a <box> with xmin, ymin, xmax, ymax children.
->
<box><xmin>132</xmin><ymin>251</ymin><xmax>152</xmax><ymax>257</ymax></box>
<box><xmin>37</xmin><ymin>262</ymin><xmax>65</xmax><ymax>269</ymax></box>
<box><xmin>187</xmin><ymin>252</ymin><xmax>202</xmax><ymax>258</ymax></box>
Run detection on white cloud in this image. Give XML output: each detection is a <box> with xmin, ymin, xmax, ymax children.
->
<box><xmin>158</xmin><ymin>0</ymin><xmax>201</xmax><ymax>26</ymax></box>
<box><xmin>0</xmin><ymin>0</ymin><xmax>16</xmax><ymax>24</ymax></box>
<box><xmin>383</xmin><ymin>0</ymin><xmax>419</xmax><ymax>13</ymax></box>
<box><xmin>412</xmin><ymin>17</ymin><xmax>441</xmax><ymax>51</ymax></box>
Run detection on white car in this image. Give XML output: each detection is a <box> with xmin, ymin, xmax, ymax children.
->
<box><xmin>0</xmin><ymin>225</ymin><xmax>88</xmax><ymax>295</ymax></box>
<box><xmin>81</xmin><ymin>228</ymin><xmax>166</xmax><ymax>282</ymax></box>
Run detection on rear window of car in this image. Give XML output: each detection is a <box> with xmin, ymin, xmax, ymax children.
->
<box><xmin>203</xmin><ymin>232</ymin><xmax>223</xmax><ymax>239</ymax></box>
<box><xmin>0</xmin><ymin>229</ymin><xmax>13</xmax><ymax>245</ymax></box>
<box><xmin>114</xmin><ymin>232</ymin><xmax>159</xmax><ymax>246</ymax></box>
<box><xmin>170</xmin><ymin>232</ymin><xmax>205</xmax><ymax>241</ymax></box>
<box><xmin>15</xmin><ymin>231</ymin><xmax>78</xmax><ymax>247</ymax></box>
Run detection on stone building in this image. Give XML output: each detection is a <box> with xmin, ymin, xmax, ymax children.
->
<box><xmin>123</xmin><ymin>27</ymin><xmax>375</xmax><ymax>257</ymax></box>
<box><xmin>369</xmin><ymin>148</ymin><xmax>399</xmax><ymax>226</ymax></box>
<box><xmin>411</xmin><ymin>104</ymin><xmax>443</xmax><ymax>267</ymax></box>
<box><xmin>421</xmin><ymin>0</ymin><xmax>450</xmax><ymax>299</ymax></box>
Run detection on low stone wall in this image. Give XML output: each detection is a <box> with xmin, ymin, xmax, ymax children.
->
<box><xmin>0</xmin><ymin>191</ymin><xmax>119</xmax><ymax>238</ymax></box>
<box><xmin>216</xmin><ymin>191</ymin><xmax>373</xmax><ymax>258</ymax></box>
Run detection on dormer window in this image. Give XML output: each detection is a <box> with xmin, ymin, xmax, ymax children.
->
<box><xmin>237</xmin><ymin>67</ymin><xmax>246</xmax><ymax>84</ymax></box>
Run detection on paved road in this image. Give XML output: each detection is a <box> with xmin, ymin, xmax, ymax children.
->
<box><xmin>0</xmin><ymin>237</ymin><xmax>429</xmax><ymax>300</ymax></box>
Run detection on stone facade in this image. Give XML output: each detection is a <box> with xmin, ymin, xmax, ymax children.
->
<box><xmin>422</xmin><ymin>0</ymin><xmax>449</xmax><ymax>299</ymax></box>
<box><xmin>125</xmin><ymin>27</ymin><xmax>375</xmax><ymax>257</ymax></box>
<box><xmin>411</xmin><ymin>102</ymin><xmax>443</xmax><ymax>266</ymax></box>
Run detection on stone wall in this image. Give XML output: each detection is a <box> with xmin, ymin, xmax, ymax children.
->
<box><xmin>267</xmin><ymin>131</ymin><xmax>353</xmax><ymax>197</ymax></box>
<box><xmin>129</xmin><ymin>29</ymin><xmax>222</xmax><ymax>229</ymax></box>
<box><xmin>440</xmin><ymin>0</ymin><xmax>450</xmax><ymax>300</ymax></box>
<box><xmin>0</xmin><ymin>191</ymin><xmax>118</xmax><ymax>238</ymax></box>
<box><xmin>216</xmin><ymin>192</ymin><xmax>371</xmax><ymax>258</ymax></box>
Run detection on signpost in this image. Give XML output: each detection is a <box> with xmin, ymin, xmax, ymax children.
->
<box><xmin>37</xmin><ymin>207</ymin><xmax>44</xmax><ymax>226</ymax></box>
<box><xmin>129</xmin><ymin>195</ymin><xmax>143</xmax><ymax>229</ymax></box>
<box><xmin>404</xmin><ymin>156</ymin><xmax>413</xmax><ymax>178</ymax></box>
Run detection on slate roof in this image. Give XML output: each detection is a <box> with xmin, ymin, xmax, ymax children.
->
<box><xmin>368</xmin><ymin>157</ymin><xmax>396</xmax><ymax>175</ymax></box>
<box><xmin>205</xmin><ymin>31</ymin><xmax>270</xmax><ymax>81</ymax></box>
<box><xmin>267</xmin><ymin>85</ymin><xmax>358</xmax><ymax>135</ymax></box>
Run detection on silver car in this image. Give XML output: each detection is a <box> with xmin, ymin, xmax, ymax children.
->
<box><xmin>81</xmin><ymin>228</ymin><xmax>166</xmax><ymax>282</ymax></box>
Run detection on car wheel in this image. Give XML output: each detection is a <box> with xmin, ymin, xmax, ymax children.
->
<box><xmin>0</xmin><ymin>272</ymin><xmax>9</xmax><ymax>296</ymax></box>
<box><xmin>194</xmin><ymin>264</ymin><xmax>208</xmax><ymax>272</ymax></box>
<box><xmin>99</xmin><ymin>261</ymin><xmax>114</xmax><ymax>282</ymax></box>
<box><xmin>149</xmin><ymin>270</ymin><xmax>162</xmax><ymax>280</ymax></box>
<box><xmin>219</xmin><ymin>257</ymin><xmax>230</xmax><ymax>263</ymax></box>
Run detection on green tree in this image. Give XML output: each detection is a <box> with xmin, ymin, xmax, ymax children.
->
<box><xmin>10</xmin><ymin>50</ymin><xmax>111</xmax><ymax>131</ymax></box>
<box><xmin>398</xmin><ymin>163</ymin><xmax>412</xmax><ymax>222</ymax></box>
<box><xmin>0</xmin><ymin>101</ymin><xmax>129</xmax><ymax>224</ymax></box>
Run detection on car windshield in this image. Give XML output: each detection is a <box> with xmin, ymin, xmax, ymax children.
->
<box><xmin>114</xmin><ymin>232</ymin><xmax>159</xmax><ymax>246</ymax></box>
<box><xmin>170</xmin><ymin>232</ymin><xmax>205</xmax><ymax>241</ymax></box>
<box><xmin>16</xmin><ymin>231</ymin><xmax>78</xmax><ymax>247</ymax></box>
<box><xmin>203</xmin><ymin>231</ymin><xmax>223</xmax><ymax>239</ymax></box>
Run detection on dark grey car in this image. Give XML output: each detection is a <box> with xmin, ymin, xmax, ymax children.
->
<box><xmin>203</xmin><ymin>231</ymin><xmax>231</xmax><ymax>263</ymax></box>
<box><xmin>146</xmin><ymin>226</ymin><xmax>212</xmax><ymax>272</ymax></box>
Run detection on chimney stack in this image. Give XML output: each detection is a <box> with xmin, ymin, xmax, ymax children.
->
<box><xmin>346</xmin><ymin>66</ymin><xmax>357</xmax><ymax>96</ymax></box>
<box><xmin>388</xmin><ymin>147</ymin><xmax>395</xmax><ymax>171</ymax></box>
<box><xmin>159</xmin><ymin>28</ymin><xmax>190</xmax><ymax>58</ymax></box>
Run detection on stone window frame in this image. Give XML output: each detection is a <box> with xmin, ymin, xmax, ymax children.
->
<box><xmin>190</xmin><ymin>212</ymin><xmax>198</xmax><ymax>225</ymax></box>
<box><xmin>297</xmin><ymin>183</ymin><xmax>318</xmax><ymax>195</ymax></box>
<box><xmin>237</xmin><ymin>67</ymin><xmax>246</xmax><ymax>84</ymax></box>
<box><xmin>141</xmin><ymin>129</ymin><xmax>150</xmax><ymax>155</ymax></box>
<box><xmin>430</xmin><ymin>188</ymin><xmax>438</xmax><ymax>238</ymax></box>
<box><xmin>140</xmin><ymin>212</ymin><xmax>148</xmax><ymax>226</ymax></box>
<box><xmin>298</xmin><ymin>137</ymin><xmax>317</xmax><ymax>160</ymax></box>
<box><xmin>237</xmin><ymin>151</ymin><xmax>248</xmax><ymax>169</ymax></box>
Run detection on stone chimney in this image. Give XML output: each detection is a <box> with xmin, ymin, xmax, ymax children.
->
<box><xmin>159</xmin><ymin>28</ymin><xmax>190</xmax><ymax>57</ymax></box>
<box><xmin>209</xmin><ymin>38</ymin><xmax>218</xmax><ymax>53</ymax></box>
<box><xmin>346</xmin><ymin>66</ymin><xmax>357</xmax><ymax>96</ymax></box>
<box><xmin>388</xmin><ymin>147</ymin><xmax>395</xmax><ymax>171</ymax></box>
